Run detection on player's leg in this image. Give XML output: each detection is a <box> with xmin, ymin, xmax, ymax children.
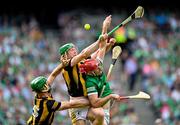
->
<box><xmin>87</xmin><ymin>107</ymin><xmax>105</xmax><ymax>125</ymax></box>
<box><xmin>102</xmin><ymin>100</ymin><xmax>111</xmax><ymax>125</ymax></box>
<box><xmin>68</xmin><ymin>108</ymin><xmax>88</xmax><ymax>125</ymax></box>
<box><xmin>103</xmin><ymin>108</ymin><xmax>110</xmax><ymax>125</ymax></box>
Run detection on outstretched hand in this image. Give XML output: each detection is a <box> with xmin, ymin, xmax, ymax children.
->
<box><xmin>107</xmin><ymin>38</ymin><xmax>116</xmax><ymax>46</ymax></box>
<box><xmin>102</xmin><ymin>15</ymin><xmax>112</xmax><ymax>34</ymax></box>
<box><xmin>103</xmin><ymin>15</ymin><xmax>112</xmax><ymax>30</ymax></box>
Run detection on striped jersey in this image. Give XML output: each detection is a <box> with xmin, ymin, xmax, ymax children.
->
<box><xmin>27</xmin><ymin>96</ymin><xmax>61</xmax><ymax>125</ymax></box>
<box><xmin>62</xmin><ymin>62</ymin><xmax>87</xmax><ymax>97</ymax></box>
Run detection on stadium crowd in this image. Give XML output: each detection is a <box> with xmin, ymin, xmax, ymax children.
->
<box><xmin>0</xmin><ymin>8</ymin><xmax>179</xmax><ymax>125</ymax></box>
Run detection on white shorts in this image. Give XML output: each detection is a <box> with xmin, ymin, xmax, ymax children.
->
<box><xmin>68</xmin><ymin>96</ymin><xmax>89</xmax><ymax>124</ymax></box>
<box><xmin>103</xmin><ymin>100</ymin><xmax>111</xmax><ymax>125</ymax></box>
<box><xmin>104</xmin><ymin>108</ymin><xmax>110</xmax><ymax>125</ymax></box>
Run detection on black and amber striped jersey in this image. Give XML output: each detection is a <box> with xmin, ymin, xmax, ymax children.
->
<box><xmin>27</xmin><ymin>96</ymin><xmax>61</xmax><ymax>125</ymax></box>
<box><xmin>62</xmin><ymin>61</ymin><xmax>87</xmax><ymax>97</ymax></box>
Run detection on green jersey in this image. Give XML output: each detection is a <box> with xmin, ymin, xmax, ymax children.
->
<box><xmin>85</xmin><ymin>73</ymin><xmax>112</xmax><ymax>98</ymax></box>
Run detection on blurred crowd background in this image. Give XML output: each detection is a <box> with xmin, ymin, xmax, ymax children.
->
<box><xmin>0</xmin><ymin>4</ymin><xmax>180</xmax><ymax>125</ymax></box>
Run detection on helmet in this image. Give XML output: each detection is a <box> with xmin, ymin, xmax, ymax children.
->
<box><xmin>59</xmin><ymin>43</ymin><xmax>74</xmax><ymax>55</ymax></box>
<box><xmin>79</xmin><ymin>59</ymin><xmax>99</xmax><ymax>73</ymax></box>
<box><xmin>30</xmin><ymin>76</ymin><xmax>50</xmax><ymax>92</ymax></box>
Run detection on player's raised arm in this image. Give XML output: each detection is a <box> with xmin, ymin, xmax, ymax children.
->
<box><xmin>102</xmin><ymin>15</ymin><xmax>111</xmax><ymax>35</ymax></box>
<box><xmin>70</xmin><ymin>15</ymin><xmax>112</xmax><ymax>67</ymax></box>
<box><xmin>96</xmin><ymin>33</ymin><xmax>108</xmax><ymax>62</ymax></box>
<box><xmin>91</xmin><ymin>15</ymin><xmax>114</xmax><ymax>59</ymax></box>
<box><xmin>46</xmin><ymin>63</ymin><xmax>64</xmax><ymax>85</ymax></box>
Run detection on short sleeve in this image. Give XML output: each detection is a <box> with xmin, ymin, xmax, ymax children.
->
<box><xmin>47</xmin><ymin>100</ymin><xmax>61</xmax><ymax>111</ymax></box>
<box><xmin>86</xmin><ymin>76</ymin><xmax>98</xmax><ymax>96</ymax></box>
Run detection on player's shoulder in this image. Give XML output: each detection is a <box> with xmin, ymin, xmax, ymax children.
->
<box><xmin>86</xmin><ymin>75</ymin><xmax>99</xmax><ymax>83</ymax></box>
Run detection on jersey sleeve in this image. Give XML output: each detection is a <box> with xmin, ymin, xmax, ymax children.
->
<box><xmin>52</xmin><ymin>101</ymin><xmax>61</xmax><ymax>111</ymax></box>
<box><xmin>85</xmin><ymin>76</ymin><xmax>98</xmax><ymax>96</ymax></box>
<box><xmin>47</xmin><ymin>100</ymin><xmax>61</xmax><ymax>111</ymax></box>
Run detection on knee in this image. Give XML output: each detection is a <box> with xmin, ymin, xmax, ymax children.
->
<box><xmin>92</xmin><ymin>108</ymin><xmax>105</xmax><ymax>119</ymax></box>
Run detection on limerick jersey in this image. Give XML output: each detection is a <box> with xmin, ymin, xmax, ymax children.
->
<box><xmin>62</xmin><ymin>61</ymin><xmax>87</xmax><ymax>97</ymax></box>
<box><xmin>27</xmin><ymin>96</ymin><xmax>61</xmax><ymax>125</ymax></box>
<box><xmin>85</xmin><ymin>72</ymin><xmax>112</xmax><ymax>98</ymax></box>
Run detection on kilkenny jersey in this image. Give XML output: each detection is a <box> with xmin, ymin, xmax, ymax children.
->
<box><xmin>27</xmin><ymin>96</ymin><xmax>61</xmax><ymax>125</ymax></box>
<box><xmin>62</xmin><ymin>61</ymin><xmax>87</xmax><ymax>97</ymax></box>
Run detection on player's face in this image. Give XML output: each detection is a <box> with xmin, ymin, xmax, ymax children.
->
<box><xmin>93</xmin><ymin>64</ymin><xmax>103</xmax><ymax>75</ymax></box>
<box><xmin>86</xmin><ymin>68</ymin><xmax>102</xmax><ymax>76</ymax></box>
<box><xmin>67</xmin><ymin>47</ymin><xmax>78</xmax><ymax>58</ymax></box>
<box><xmin>93</xmin><ymin>68</ymin><xmax>102</xmax><ymax>75</ymax></box>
